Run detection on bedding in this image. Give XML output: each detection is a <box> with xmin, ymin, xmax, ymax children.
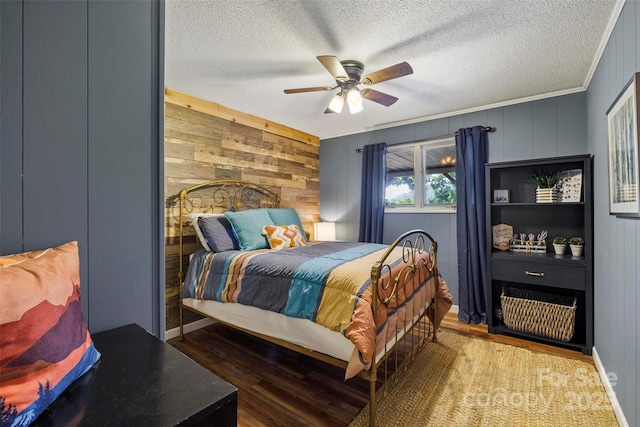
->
<box><xmin>181</xmin><ymin>240</ymin><xmax>451</xmax><ymax>378</ymax></box>
<box><xmin>181</xmin><ymin>298</ymin><xmax>355</xmax><ymax>362</ymax></box>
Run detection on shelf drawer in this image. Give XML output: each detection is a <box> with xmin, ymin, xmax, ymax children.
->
<box><xmin>492</xmin><ymin>259</ymin><xmax>585</xmax><ymax>290</ymax></box>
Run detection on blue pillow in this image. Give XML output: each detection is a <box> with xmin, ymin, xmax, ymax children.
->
<box><xmin>267</xmin><ymin>208</ymin><xmax>305</xmax><ymax>234</ymax></box>
<box><xmin>224</xmin><ymin>209</ymin><xmax>275</xmax><ymax>251</ymax></box>
<box><xmin>197</xmin><ymin>216</ymin><xmax>239</xmax><ymax>252</ymax></box>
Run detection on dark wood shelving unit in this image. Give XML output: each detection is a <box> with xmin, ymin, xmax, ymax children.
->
<box><xmin>485</xmin><ymin>154</ymin><xmax>593</xmax><ymax>355</ymax></box>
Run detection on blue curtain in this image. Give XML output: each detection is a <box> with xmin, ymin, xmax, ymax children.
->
<box><xmin>456</xmin><ymin>126</ymin><xmax>488</xmax><ymax>324</ymax></box>
<box><xmin>359</xmin><ymin>143</ymin><xmax>387</xmax><ymax>243</ymax></box>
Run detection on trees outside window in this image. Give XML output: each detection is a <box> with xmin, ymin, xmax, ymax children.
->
<box><xmin>385</xmin><ymin>136</ymin><xmax>456</xmax><ymax>212</ymax></box>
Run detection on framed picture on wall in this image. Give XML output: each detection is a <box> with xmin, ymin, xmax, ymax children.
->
<box><xmin>606</xmin><ymin>72</ymin><xmax>640</xmax><ymax>217</ymax></box>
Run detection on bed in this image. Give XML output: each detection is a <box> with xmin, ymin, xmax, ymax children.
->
<box><xmin>176</xmin><ymin>180</ymin><xmax>452</xmax><ymax>426</ymax></box>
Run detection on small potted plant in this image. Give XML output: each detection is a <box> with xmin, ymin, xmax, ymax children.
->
<box><xmin>552</xmin><ymin>236</ymin><xmax>567</xmax><ymax>255</ymax></box>
<box><xmin>569</xmin><ymin>236</ymin><xmax>584</xmax><ymax>256</ymax></box>
<box><xmin>530</xmin><ymin>168</ymin><xmax>559</xmax><ymax>203</ymax></box>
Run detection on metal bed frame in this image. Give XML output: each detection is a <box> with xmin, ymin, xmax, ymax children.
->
<box><xmin>175</xmin><ymin>180</ymin><xmax>439</xmax><ymax>427</ymax></box>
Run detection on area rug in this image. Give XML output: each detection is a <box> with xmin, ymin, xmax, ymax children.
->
<box><xmin>349</xmin><ymin>331</ymin><xmax>618</xmax><ymax>426</ymax></box>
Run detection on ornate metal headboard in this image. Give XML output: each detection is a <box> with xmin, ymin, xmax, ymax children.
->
<box><xmin>177</xmin><ymin>180</ymin><xmax>281</xmax><ymax>283</ymax></box>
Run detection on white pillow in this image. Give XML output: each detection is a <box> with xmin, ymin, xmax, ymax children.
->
<box><xmin>188</xmin><ymin>213</ymin><xmax>222</xmax><ymax>251</ymax></box>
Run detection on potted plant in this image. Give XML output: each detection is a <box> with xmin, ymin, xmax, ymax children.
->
<box><xmin>552</xmin><ymin>236</ymin><xmax>567</xmax><ymax>255</ymax></box>
<box><xmin>530</xmin><ymin>168</ymin><xmax>559</xmax><ymax>203</ymax></box>
<box><xmin>569</xmin><ymin>236</ymin><xmax>584</xmax><ymax>256</ymax></box>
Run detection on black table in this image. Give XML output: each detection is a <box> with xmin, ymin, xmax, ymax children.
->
<box><xmin>34</xmin><ymin>324</ymin><xmax>237</xmax><ymax>426</ymax></box>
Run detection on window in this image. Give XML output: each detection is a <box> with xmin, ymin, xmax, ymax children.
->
<box><xmin>385</xmin><ymin>146</ymin><xmax>416</xmax><ymax>206</ymax></box>
<box><xmin>385</xmin><ymin>136</ymin><xmax>456</xmax><ymax>213</ymax></box>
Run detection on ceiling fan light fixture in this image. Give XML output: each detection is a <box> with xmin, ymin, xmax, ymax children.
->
<box><xmin>328</xmin><ymin>93</ymin><xmax>345</xmax><ymax>113</ymax></box>
<box><xmin>285</xmin><ymin>56</ymin><xmax>412</xmax><ymax>115</ymax></box>
<box><xmin>347</xmin><ymin>88</ymin><xmax>363</xmax><ymax>114</ymax></box>
<box><xmin>348</xmin><ymin>100</ymin><xmax>364</xmax><ymax>114</ymax></box>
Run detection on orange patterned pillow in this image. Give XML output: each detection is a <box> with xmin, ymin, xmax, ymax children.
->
<box><xmin>261</xmin><ymin>224</ymin><xmax>308</xmax><ymax>250</ymax></box>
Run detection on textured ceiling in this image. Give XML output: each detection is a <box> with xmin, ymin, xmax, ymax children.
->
<box><xmin>165</xmin><ymin>0</ymin><xmax>621</xmax><ymax>140</ymax></box>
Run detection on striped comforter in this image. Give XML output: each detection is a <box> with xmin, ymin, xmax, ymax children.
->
<box><xmin>181</xmin><ymin>241</ymin><xmax>452</xmax><ymax>378</ymax></box>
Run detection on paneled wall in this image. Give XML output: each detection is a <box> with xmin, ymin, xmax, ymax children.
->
<box><xmin>0</xmin><ymin>1</ymin><xmax>164</xmax><ymax>336</ymax></box>
<box><xmin>320</xmin><ymin>92</ymin><xmax>587</xmax><ymax>312</ymax></box>
<box><xmin>164</xmin><ymin>89</ymin><xmax>320</xmax><ymax>330</ymax></box>
<box><xmin>586</xmin><ymin>2</ymin><xmax>639</xmax><ymax>425</ymax></box>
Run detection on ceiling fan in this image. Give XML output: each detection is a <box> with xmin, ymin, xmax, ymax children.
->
<box><xmin>284</xmin><ymin>55</ymin><xmax>413</xmax><ymax>114</ymax></box>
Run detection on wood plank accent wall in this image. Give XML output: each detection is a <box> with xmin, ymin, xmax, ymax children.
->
<box><xmin>164</xmin><ymin>88</ymin><xmax>320</xmax><ymax>330</ymax></box>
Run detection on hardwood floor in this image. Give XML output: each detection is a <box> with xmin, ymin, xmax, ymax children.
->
<box><xmin>439</xmin><ymin>311</ymin><xmax>594</xmax><ymax>365</ymax></box>
<box><xmin>168</xmin><ymin>311</ymin><xmax>593</xmax><ymax>427</ymax></box>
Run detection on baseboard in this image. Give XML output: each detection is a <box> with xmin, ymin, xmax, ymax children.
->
<box><xmin>592</xmin><ymin>346</ymin><xmax>629</xmax><ymax>427</ymax></box>
<box><xmin>165</xmin><ymin>317</ymin><xmax>216</xmax><ymax>341</ymax></box>
<box><xmin>449</xmin><ymin>304</ymin><xmax>459</xmax><ymax>314</ymax></box>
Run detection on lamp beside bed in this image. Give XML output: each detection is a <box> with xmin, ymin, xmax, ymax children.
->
<box><xmin>313</xmin><ymin>221</ymin><xmax>336</xmax><ymax>241</ymax></box>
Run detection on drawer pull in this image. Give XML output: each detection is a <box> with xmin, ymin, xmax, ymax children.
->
<box><xmin>525</xmin><ymin>270</ymin><xmax>544</xmax><ymax>278</ymax></box>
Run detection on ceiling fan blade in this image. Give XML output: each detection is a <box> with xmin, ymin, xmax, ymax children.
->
<box><xmin>284</xmin><ymin>86</ymin><xmax>334</xmax><ymax>94</ymax></box>
<box><xmin>360</xmin><ymin>62</ymin><xmax>413</xmax><ymax>85</ymax></box>
<box><xmin>324</xmin><ymin>108</ymin><xmax>336</xmax><ymax>114</ymax></box>
<box><xmin>317</xmin><ymin>55</ymin><xmax>349</xmax><ymax>82</ymax></box>
<box><xmin>361</xmin><ymin>88</ymin><xmax>399</xmax><ymax>107</ymax></box>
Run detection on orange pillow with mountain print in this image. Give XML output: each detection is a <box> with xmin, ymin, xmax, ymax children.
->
<box><xmin>261</xmin><ymin>224</ymin><xmax>308</xmax><ymax>250</ymax></box>
<box><xmin>0</xmin><ymin>241</ymin><xmax>101</xmax><ymax>426</ymax></box>
<box><xmin>0</xmin><ymin>247</ymin><xmax>46</xmax><ymax>267</ymax></box>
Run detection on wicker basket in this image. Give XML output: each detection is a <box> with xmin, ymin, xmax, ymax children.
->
<box><xmin>500</xmin><ymin>287</ymin><xmax>577</xmax><ymax>342</ymax></box>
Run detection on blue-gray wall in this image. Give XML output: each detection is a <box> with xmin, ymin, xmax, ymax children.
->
<box><xmin>587</xmin><ymin>2</ymin><xmax>639</xmax><ymax>425</ymax></box>
<box><xmin>0</xmin><ymin>0</ymin><xmax>165</xmax><ymax>337</ymax></box>
<box><xmin>320</xmin><ymin>92</ymin><xmax>587</xmax><ymax>307</ymax></box>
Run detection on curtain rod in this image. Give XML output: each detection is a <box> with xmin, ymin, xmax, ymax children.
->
<box><xmin>355</xmin><ymin>126</ymin><xmax>495</xmax><ymax>153</ymax></box>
